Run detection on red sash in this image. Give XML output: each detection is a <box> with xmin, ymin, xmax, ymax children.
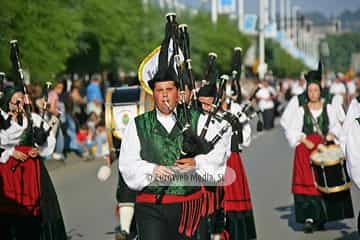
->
<box><xmin>0</xmin><ymin>146</ymin><xmax>41</xmax><ymax>216</ymax></box>
<box><xmin>292</xmin><ymin>134</ymin><xmax>323</xmax><ymax>196</ymax></box>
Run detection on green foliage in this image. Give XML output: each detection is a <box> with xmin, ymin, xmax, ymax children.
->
<box><xmin>0</xmin><ymin>0</ymin><xmax>305</xmax><ymax>83</ymax></box>
<box><xmin>325</xmin><ymin>32</ymin><xmax>360</xmax><ymax>72</ymax></box>
<box><xmin>0</xmin><ymin>0</ymin><xmax>82</xmax><ymax>83</ymax></box>
<box><xmin>265</xmin><ymin>39</ymin><xmax>308</xmax><ymax>78</ymax></box>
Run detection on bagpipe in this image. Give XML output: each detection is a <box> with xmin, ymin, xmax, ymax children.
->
<box><xmin>139</xmin><ymin>13</ymin><xmax>263</xmax><ymax>158</ymax></box>
<box><xmin>8</xmin><ymin>40</ymin><xmax>52</xmax><ymax>172</ymax></box>
<box><xmin>212</xmin><ymin>85</ymin><xmax>263</xmax><ymax>152</ymax></box>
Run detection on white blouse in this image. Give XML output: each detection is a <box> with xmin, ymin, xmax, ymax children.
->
<box><xmin>345</xmin><ymin>118</ymin><xmax>360</xmax><ymax>189</ymax></box>
<box><xmin>340</xmin><ymin>98</ymin><xmax>360</xmax><ymax>152</ymax></box>
<box><xmin>280</xmin><ymin>96</ymin><xmax>343</xmax><ymax>148</ymax></box>
<box><xmin>256</xmin><ymin>86</ymin><xmax>276</xmax><ymax>111</ymax></box>
<box><xmin>0</xmin><ymin>111</ymin><xmax>56</xmax><ymax>163</ymax></box>
<box><xmin>118</xmin><ymin>109</ymin><xmax>230</xmax><ymax>191</ymax></box>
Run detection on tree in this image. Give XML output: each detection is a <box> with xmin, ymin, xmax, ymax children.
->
<box><xmin>0</xmin><ymin>0</ymin><xmax>82</xmax><ymax>83</ymax></box>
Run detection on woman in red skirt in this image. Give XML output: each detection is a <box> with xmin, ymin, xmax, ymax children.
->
<box><xmin>0</xmin><ymin>87</ymin><xmax>67</xmax><ymax>240</ymax></box>
<box><xmin>280</xmin><ymin>67</ymin><xmax>354</xmax><ymax>233</ymax></box>
<box><xmin>221</xmin><ymin>100</ymin><xmax>257</xmax><ymax>240</ymax></box>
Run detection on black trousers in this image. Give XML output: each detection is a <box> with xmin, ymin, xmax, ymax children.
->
<box><xmin>0</xmin><ymin>216</ymin><xmax>41</xmax><ymax>240</ymax></box>
<box><xmin>135</xmin><ymin>202</ymin><xmax>192</xmax><ymax>240</ymax></box>
<box><xmin>262</xmin><ymin>108</ymin><xmax>275</xmax><ymax>130</ymax></box>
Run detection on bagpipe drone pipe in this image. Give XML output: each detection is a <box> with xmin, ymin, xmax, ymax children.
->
<box><xmin>9</xmin><ymin>41</ymin><xmax>52</xmax><ymax>172</ymax></box>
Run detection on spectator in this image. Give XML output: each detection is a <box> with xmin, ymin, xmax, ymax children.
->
<box><xmin>63</xmin><ymin>86</ymin><xmax>89</xmax><ymax>158</ymax></box>
<box><xmin>86</xmin><ymin>74</ymin><xmax>103</xmax><ymax>115</ymax></box>
<box><xmin>48</xmin><ymin>81</ymin><xmax>65</xmax><ymax>160</ymax></box>
<box><xmin>256</xmin><ymin>78</ymin><xmax>277</xmax><ymax>130</ymax></box>
<box><xmin>87</xmin><ymin>111</ymin><xmax>100</xmax><ymax>134</ymax></box>
<box><xmin>329</xmin><ymin>72</ymin><xmax>347</xmax><ymax>105</ymax></box>
<box><xmin>87</xmin><ymin>120</ymin><xmax>109</xmax><ymax>158</ymax></box>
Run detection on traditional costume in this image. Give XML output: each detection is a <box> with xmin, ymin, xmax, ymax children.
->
<box><xmin>340</xmin><ymin>96</ymin><xmax>360</xmax><ymax>152</ymax></box>
<box><xmin>0</xmin><ymin>87</ymin><xmax>67</xmax><ymax>240</ymax></box>
<box><xmin>218</xmin><ymin>47</ymin><xmax>257</xmax><ymax>240</ymax></box>
<box><xmin>280</xmin><ymin>65</ymin><xmax>354</xmax><ymax>233</ymax></box>
<box><xmin>256</xmin><ymin>81</ymin><xmax>276</xmax><ymax>130</ymax></box>
<box><xmin>221</xmin><ymin>102</ymin><xmax>257</xmax><ymax>240</ymax></box>
<box><xmin>119</xmin><ymin>13</ymin><xmax>228</xmax><ymax>240</ymax></box>
<box><xmin>196</xmin><ymin>53</ymin><xmax>229</xmax><ymax>240</ymax></box>
<box><xmin>342</xmin><ymin>96</ymin><xmax>360</xmax><ymax>236</ymax></box>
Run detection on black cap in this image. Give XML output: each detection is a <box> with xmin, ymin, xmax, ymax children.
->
<box><xmin>305</xmin><ymin>61</ymin><xmax>322</xmax><ymax>87</ymax></box>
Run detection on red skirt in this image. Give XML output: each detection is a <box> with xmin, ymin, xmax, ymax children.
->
<box><xmin>292</xmin><ymin>134</ymin><xmax>323</xmax><ymax>196</ymax></box>
<box><xmin>0</xmin><ymin>146</ymin><xmax>41</xmax><ymax>216</ymax></box>
<box><xmin>223</xmin><ymin>152</ymin><xmax>253</xmax><ymax>212</ymax></box>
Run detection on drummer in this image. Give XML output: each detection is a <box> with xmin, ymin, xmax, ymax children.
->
<box><xmin>280</xmin><ymin>65</ymin><xmax>354</xmax><ymax>233</ymax></box>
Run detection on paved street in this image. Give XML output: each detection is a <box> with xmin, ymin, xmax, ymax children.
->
<box><xmin>49</xmin><ymin>125</ymin><xmax>360</xmax><ymax>240</ymax></box>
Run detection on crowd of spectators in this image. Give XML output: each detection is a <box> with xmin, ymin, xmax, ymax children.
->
<box><xmin>0</xmin><ymin>70</ymin><xmax>138</xmax><ymax>161</ymax></box>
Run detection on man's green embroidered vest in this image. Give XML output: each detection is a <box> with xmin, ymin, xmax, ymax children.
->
<box><xmin>135</xmin><ymin>108</ymin><xmax>200</xmax><ymax>195</ymax></box>
<box><xmin>356</xmin><ymin>95</ymin><xmax>360</xmax><ymax>103</ymax></box>
<box><xmin>302</xmin><ymin>105</ymin><xmax>329</xmax><ymax>135</ymax></box>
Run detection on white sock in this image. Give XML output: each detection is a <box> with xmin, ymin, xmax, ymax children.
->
<box><xmin>119</xmin><ymin>203</ymin><xmax>135</xmax><ymax>234</ymax></box>
<box><xmin>211</xmin><ymin>234</ymin><xmax>221</xmax><ymax>240</ymax></box>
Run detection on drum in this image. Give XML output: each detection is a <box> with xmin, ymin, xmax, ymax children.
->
<box><xmin>310</xmin><ymin>144</ymin><xmax>351</xmax><ymax>194</ymax></box>
<box><xmin>105</xmin><ymin>86</ymin><xmax>153</xmax><ymax>162</ymax></box>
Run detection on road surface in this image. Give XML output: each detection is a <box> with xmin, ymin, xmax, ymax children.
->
<box><xmin>49</xmin><ymin>125</ymin><xmax>360</xmax><ymax>240</ymax></box>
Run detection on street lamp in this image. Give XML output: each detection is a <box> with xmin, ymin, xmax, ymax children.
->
<box><xmin>258</xmin><ymin>0</ymin><xmax>267</xmax><ymax>79</ymax></box>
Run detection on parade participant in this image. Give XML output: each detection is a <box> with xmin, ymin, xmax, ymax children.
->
<box><xmin>291</xmin><ymin>72</ymin><xmax>307</xmax><ymax>97</ymax></box>
<box><xmin>256</xmin><ymin>76</ymin><xmax>277</xmax><ymax>130</ymax></box>
<box><xmin>219</xmin><ymin>47</ymin><xmax>257</xmax><ymax>240</ymax></box>
<box><xmin>329</xmin><ymin>72</ymin><xmax>347</xmax><ymax>106</ymax></box>
<box><xmin>281</xmin><ymin>63</ymin><xmax>346</xmax><ymax>141</ymax></box>
<box><xmin>114</xmin><ymin>136</ymin><xmax>137</xmax><ymax>240</ymax></box>
<box><xmin>344</xmin><ymin>116</ymin><xmax>360</xmax><ymax>235</ymax></box>
<box><xmin>0</xmin><ymin>72</ymin><xmax>4</xmax><ymax>98</ymax></box>
<box><xmin>340</xmin><ymin>74</ymin><xmax>360</xmax><ymax>152</ymax></box>
<box><xmin>195</xmin><ymin>53</ymin><xmax>230</xmax><ymax>240</ymax></box>
<box><xmin>280</xmin><ymin>66</ymin><xmax>354</xmax><ymax>233</ymax></box>
<box><xmin>0</xmin><ymin>87</ymin><xmax>67</xmax><ymax>240</ymax></box>
<box><xmin>119</xmin><ymin>14</ymin><xmax>228</xmax><ymax>240</ymax></box>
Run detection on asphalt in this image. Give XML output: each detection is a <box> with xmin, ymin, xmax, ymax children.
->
<box><xmin>47</xmin><ymin>124</ymin><xmax>360</xmax><ymax>240</ymax></box>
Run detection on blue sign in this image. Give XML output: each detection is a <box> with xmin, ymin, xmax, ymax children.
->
<box><xmin>218</xmin><ymin>0</ymin><xmax>235</xmax><ymax>14</ymax></box>
<box><xmin>243</xmin><ymin>14</ymin><xmax>258</xmax><ymax>33</ymax></box>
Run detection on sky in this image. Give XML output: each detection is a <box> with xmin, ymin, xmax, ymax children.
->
<box><xmin>244</xmin><ymin>0</ymin><xmax>360</xmax><ymax>17</ymax></box>
<box><xmin>181</xmin><ymin>0</ymin><xmax>360</xmax><ymax>17</ymax></box>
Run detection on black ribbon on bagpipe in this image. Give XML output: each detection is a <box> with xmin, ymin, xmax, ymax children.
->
<box><xmin>166</xmin><ymin>13</ymin><xmax>190</xmax><ymax>126</ymax></box>
<box><xmin>210</xmin><ymin>85</ymin><xmax>264</xmax><ymax>152</ymax></box>
<box><xmin>231</xmin><ymin>47</ymin><xmax>243</xmax><ymax>104</ymax></box>
<box><xmin>178</xmin><ymin>24</ymin><xmax>199</xmax><ymax>111</ymax></box>
<box><xmin>199</xmin><ymin>74</ymin><xmax>228</xmax><ymax>139</ymax></box>
<box><xmin>9</xmin><ymin>40</ymin><xmax>51</xmax><ymax>172</ymax></box>
<box><xmin>165</xmin><ymin>14</ymin><xmax>215</xmax><ymax>158</ymax></box>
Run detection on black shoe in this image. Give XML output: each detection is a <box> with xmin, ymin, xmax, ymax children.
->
<box><xmin>115</xmin><ymin>230</ymin><xmax>129</xmax><ymax>240</ymax></box>
<box><xmin>304</xmin><ymin>219</ymin><xmax>314</xmax><ymax>234</ymax></box>
<box><xmin>315</xmin><ymin>222</ymin><xmax>325</xmax><ymax>231</ymax></box>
